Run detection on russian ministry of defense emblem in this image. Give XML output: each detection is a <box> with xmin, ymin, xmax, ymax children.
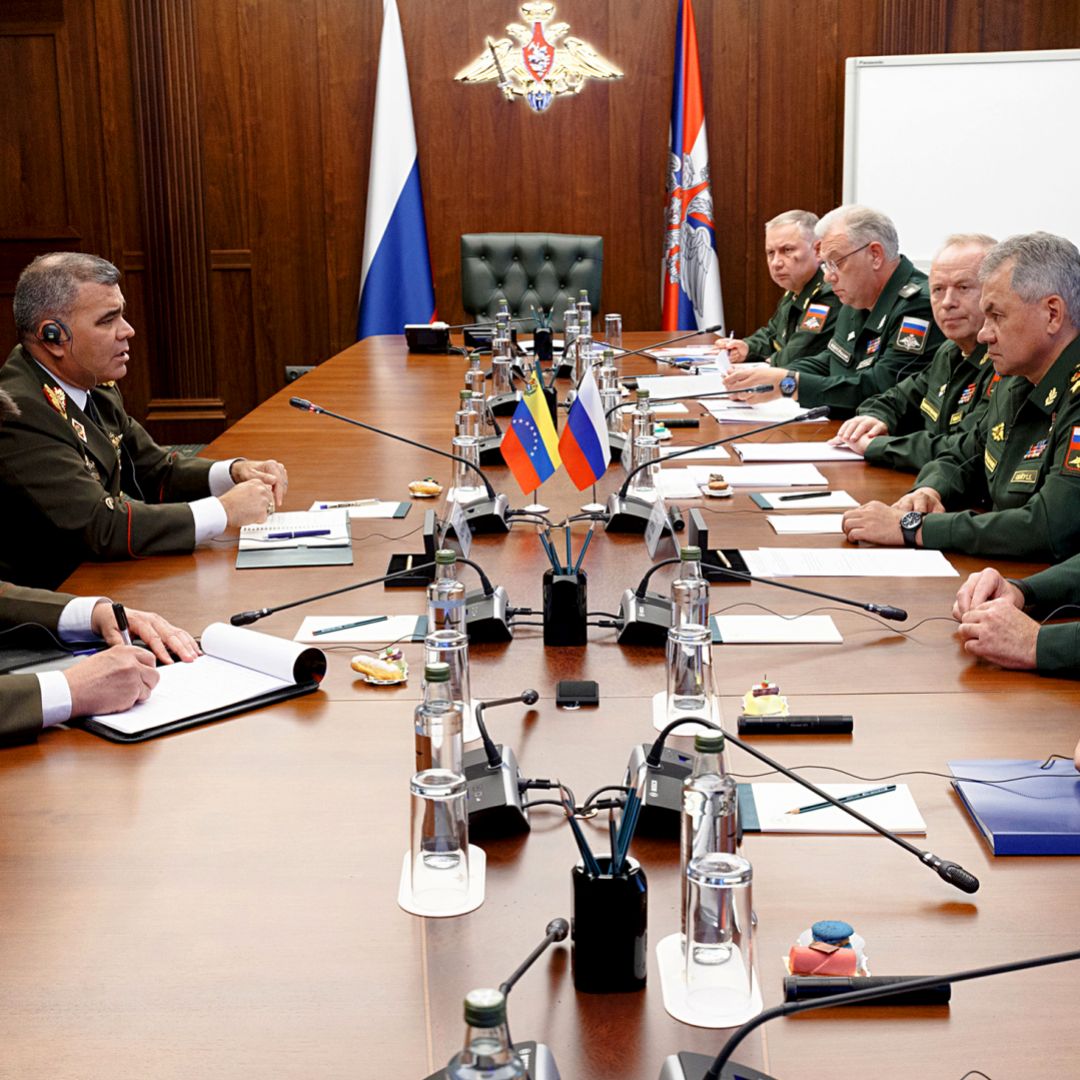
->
<box><xmin>455</xmin><ymin>2</ymin><xmax>623</xmax><ymax>113</ymax></box>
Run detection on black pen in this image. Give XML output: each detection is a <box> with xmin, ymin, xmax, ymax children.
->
<box><xmin>112</xmin><ymin>602</ymin><xmax>132</xmax><ymax>646</ymax></box>
<box><xmin>777</xmin><ymin>491</ymin><xmax>830</xmax><ymax>502</ymax></box>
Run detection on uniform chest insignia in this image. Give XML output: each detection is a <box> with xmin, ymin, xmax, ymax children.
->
<box><xmin>898</xmin><ymin>282</ymin><xmax>920</xmax><ymax>298</ymax></box>
<box><xmin>1010</xmin><ymin>468</ymin><xmax>1039</xmax><ymax>485</ymax></box>
<box><xmin>920</xmin><ymin>397</ymin><xmax>941</xmax><ymax>422</ymax></box>
<box><xmin>800</xmin><ymin>302</ymin><xmax>830</xmax><ymax>333</ymax></box>
<box><xmin>1024</xmin><ymin>439</ymin><xmax>1048</xmax><ymax>460</ymax></box>
<box><xmin>959</xmin><ymin>383</ymin><xmax>976</xmax><ymax>404</ymax></box>
<box><xmin>937</xmin><ymin>382</ymin><xmax>948</xmax><ymax>398</ymax></box>
<box><xmin>104</xmin><ymin>495</ymin><xmax>116</xmax><ymax>510</ymax></box>
<box><xmin>109</xmin><ymin>432</ymin><xmax>123</xmax><ymax>456</ymax></box>
<box><xmin>856</xmin><ymin>357</ymin><xmax>874</xmax><ymax>370</ymax></box>
<box><xmin>1045</xmin><ymin>386</ymin><xmax>1059</xmax><ymax>407</ymax></box>
<box><xmin>71</xmin><ymin>418</ymin><xmax>87</xmax><ymax>442</ymax></box>
<box><xmin>896</xmin><ymin>316</ymin><xmax>930</xmax><ymax>354</ymax></box>
<box><xmin>828</xmin><ymin>338</ymin><xmax>852</xmax><ymax>363</ymax></box>
<box><xmin>43</xmin><ymin>384</ymin><xmax>67</xmax><ymax>418</ymax></box>
<box><xmin>984</xmin><ymin>447</ymin><xmax>998</xmax><ymax>474</ymax></box>
<box><xmin>847</xmin><ymin>330</ymin><xmax>857</xmax><ymax>342</ymax></box>
<box><xmin>83</xmin><ymin>453</ymin><xmax>101</xmax><ymax>482</ymax></box>
<box><xmin>866</xmin><ymin>336</ymin><xmax>882</xmax><ymax>356</ymax></box>
<box><xmin>990</xmin><ymin>422</ymin><xmax>1006</xmax><ymax>442</ymax></box>
<box><xmin>948</xmin><ymin>411</ymin><xmax>964</xmax><ymax>426</ymax></box>
<box><xmin>986</xmin><ymin>373</ymin><xmax>1002</xmax><ymax>397</ymax></box>
<box><xmin>1064</xmin><ymin>427</ymin><xmax>1080</xmax><ymax>475</ymax></box>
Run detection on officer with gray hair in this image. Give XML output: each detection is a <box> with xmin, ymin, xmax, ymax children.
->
<box><xmin>843</xmin><ymin>231</ymin><xmax>1080</xmax><ymax>559</ymax></box>
<box><xmin>723</xmin><ymin>204</ymin><xmax>944</xmax><ymax>416</ymax></box>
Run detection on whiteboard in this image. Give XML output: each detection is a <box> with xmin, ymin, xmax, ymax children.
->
<box><xmin>843</xmin><ymin>50</ymin><xmax>1080</xmax><ymax>269</ymax></box>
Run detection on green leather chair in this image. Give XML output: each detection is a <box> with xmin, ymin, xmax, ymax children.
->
<box><xmin>460</xmin><ymin>233</ymin><xmax>603</xmax><ymax>331</ymax></box>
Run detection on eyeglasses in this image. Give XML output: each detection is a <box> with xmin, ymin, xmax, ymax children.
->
<box><xmin>822</xmin><ymin>242</ymin><xmax>871</xmax><ymax>274</ymax></box>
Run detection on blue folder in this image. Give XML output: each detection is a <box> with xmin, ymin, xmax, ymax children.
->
<box><xmin>948</xmin><ymin>759</ymin><xmax>1080</xmax><ymax>856</ymax></box>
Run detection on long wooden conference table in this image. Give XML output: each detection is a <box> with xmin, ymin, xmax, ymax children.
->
<box><xmin>2</xmin><ymin>334</ymin><xmax>1078</xmax><ymax>1079</ymax></box>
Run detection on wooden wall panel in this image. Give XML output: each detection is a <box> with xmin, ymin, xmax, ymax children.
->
<box><xmin>3</xmin><ymin>0</ymin><xmax>1080</xmax><ymax>443</ymax></box>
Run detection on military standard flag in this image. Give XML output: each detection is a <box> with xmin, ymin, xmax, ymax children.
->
<box><xmin>558</xmin><ymin>367</ymin><xmax>611</xmax><ymax>490</ymax></box>
<box><xmin>661</xmin><ymin>0</ymin><xmax>724</xmax><ymax>332</ymax></box>
<box><xmin>356</xmin><ymin>0</ymin><xmax>436</xmax><ymax>339</ymax></box>
<box><xmin>500</xmin><ymin>369</ymin><xmax>562</xmax><ymax>494</ymax></box>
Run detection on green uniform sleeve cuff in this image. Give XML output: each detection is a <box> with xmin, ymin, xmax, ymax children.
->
<box><xmin>917</xmin><ymin>512</ymin><xmax>952</xmax><ymax>549</ymax></box>
<box><xmin>1035</xmin><ymin>623</ymin><xmax>1080</xmax><ymax>676</ymax></box>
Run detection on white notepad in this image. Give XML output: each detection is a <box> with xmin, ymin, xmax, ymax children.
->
<box><xmin>712</xmin><ymin>615</ymin><xmax>842</xmax><ymax>644</ymax></box>
<box><xmin>685</xmin><ymin>464</ymin><xmax>829</xmax><ymax>487</ymax></box>
<box><xmin>742</xmin><ymin>547</ymin><xmax>959</xmax><ymax>578</ymax></box>
<box><xmin>660</xmin><ymin>444</ymin><xmax>731</xmax><ymax>460</ymax></box>
<box><xmin>704</xmin><ymin>398</ymin><xmax>827</xmax><ymax>423</ymax></box>
<box><xmin>240</xmin><ymin>510</ymin><xmax>349</xmax><ymax>549</ymax></box>
<box><xmin>755</xmin><ymin>490</ymin><xmax>858</xmax><ymax>510</ymax></box>
<box><xmin>734</xmin><ymin>442</ymin><xmax>863</xmax><ymax>462</ymax></box>
<box><xmin>87</xmin><ymin>624</ymin><xmax>322</xmax><ymax>736</ymax></box>
<box><xmin>294</xmin><ymin>614</ymin><xmax>425</xmax><ymax>644</ymax></box>
<box><xmin>748</xmin><ymin>783</ymin><xmax>926</xmax><ymax>834</ymax></box>
<box><xmin>766</xmin><ymin>514</ymin><xmax>845</xmax><ymax>535</ymax></box>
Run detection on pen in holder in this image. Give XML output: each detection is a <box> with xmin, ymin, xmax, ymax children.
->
<box><xmin>572</xmin><ymin>856</ymin><xmax>648</xmax><ymax>993</ymax></box>
<box><xmin>543</xmin><ymin>568</ymin><xmax>588</xmax><ymax>646</ymax></box>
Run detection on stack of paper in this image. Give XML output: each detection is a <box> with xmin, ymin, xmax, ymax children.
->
<box><xmin>766</xmin><ymin>515</ymin><xmax>845</xmax><ymax>535</ymax></box>
<box><xmin>240</xmin><ymin>510</ymin><xmax>349</xmax><ymax>550</ymax></box>
<box><xmin>704</xmin><ymin>398</ymin><xmax>828</xmax><ymax>424</ymax></box>
<box><xmin>752</xmin><ymin>490</ymin><xmax>858</xmax><ymax>510</ymax></box>
<box><xmin>744</xmin><ymin>783</ymin><xmax>926</xmax><ymax>834</ymax></box>
<box><xmin>734</xmin><ymin>442</ymin><xmax>863</xmax><ymax>462</ymax></box>
<box><xmin>742</xmin><ymin>547</ymin><xmax>958</xmax><ymax>577</ymax></box>
<box><xmin>712</xmin><ymin>614</ymin><xmax>842</xmax><ymax>644</ymax></box>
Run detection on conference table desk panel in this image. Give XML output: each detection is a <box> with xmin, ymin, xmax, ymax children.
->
<box><xmin>21</xmin><ymin>333</ymin><xmax>1075</xmax><ymax>1080</ymax></box>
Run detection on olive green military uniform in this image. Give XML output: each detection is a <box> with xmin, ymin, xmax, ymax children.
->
<box><xmin>859</xmin><ymin>342</ymin><xmax>996</xmax><ymax>472</ymax></box>
<box><xmin>916</xmin><ymin>335</ymin><xmax>1080</xmax><ymax>560</ymax></box>
<box><xmin>788</xmin><ymin>256</ymin><xmax>945</xmax><ymax>418</ymax></box>
<box><xmin>0</xmin><ymin>346</ymin><xmax>214</xmax><ymax>590</ymax></box>
<box><xmin>741</xmin><ymin>267</ymin><xmax>842</xmax><ymax>367</ymax></box>
<box><xmin>0</xmin><ymin>582</ymin><xmax>74</xmax><ymax>745</ymax></box>
<box><xmin>1011</xmin><ymin>557</ymin><xmax>1080</xmax><ymax>675</ymax></box>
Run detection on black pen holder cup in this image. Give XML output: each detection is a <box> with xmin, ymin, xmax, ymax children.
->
<box><xmin>542</xmin><ymin>569</ymin><xmax>588</xmax><ymax>646</ymax></box>
<box><xmin>572</xmin><ymin>857</ymin><xmax>648</xmax><ymax>993</ymax></box>
<box><xmin>533</xmin><ymin>327</ymin><xmax>554</xmax><ymax>363</ymax></box>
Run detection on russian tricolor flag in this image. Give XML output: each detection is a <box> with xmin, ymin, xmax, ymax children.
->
<box><xmin>357</xmin><ymin>0</ymin><xmax>436</xmax><ymax>339</ymax></box>
<box><xmin>559</xmin><ymin>367</ymin><xmax>611</xmax><ymax>490</ymax></box>
<box><xmin>662</xmin><ymin>0</ymin><xmax>724</xmax><ymax>332</ymax></box>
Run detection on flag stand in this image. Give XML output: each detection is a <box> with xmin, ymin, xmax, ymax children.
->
<box><xmin>581</xmin><ymin>483</ymin><xmax>605</xmax><ymax>514</ymax></box>
<box><xmin>523</xmin><ymin>483</ymin><xmax>549</xmax><ymax>515</ymax></box>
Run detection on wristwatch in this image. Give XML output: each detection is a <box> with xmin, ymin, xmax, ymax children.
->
<box><xmin>900</xmin><ymin>510</ymin><xmax>923</xmax><ymax>548</ymax></box>
<box><xmin>779</xmin><ymin>375</ymin><xmax>797</xmax><ymax>398</ymax></box>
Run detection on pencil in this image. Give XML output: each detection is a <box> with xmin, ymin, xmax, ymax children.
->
<box><xmin>786</xmin><ymin>784</ymin><xmax>896</xmax><ymax>815</ymax></box>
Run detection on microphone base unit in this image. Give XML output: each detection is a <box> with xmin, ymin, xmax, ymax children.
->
<box><xmin>464</xmin><ymin>585</ymin><xmax>514</xmax><ymax>643</ymax></box>
<box><xmin>604</xmin><ymin>492</ymin><xmax>667</xmax><ymax>534</ymax></box>
<box><xmin>625</xmin><ymin>742</ymin><xmax>696</xmax><ymax>838</ymax></box>
<box><xmin>657</xmin><ymin>1052</ymin><xmax>774</xmax><ymax>1080</ymax></box>
<box><xmin>463</xmin><ymin>743</ymin><xmax>530</xmax><ymax>839</ymax></box>
<box><xmin>487</xmin><ymin>392</ymin><xmax>519</xmax><ymax>417</ymax></box>
<box><xmin>423</xmin><ymin>1041</ymin><xmax>559</xmax><ymax>1080</ymax></box>
<box><xmin>477</xmin><ymin>434</ymin><xmax>506</xmax><ymax>467</ymax></box>
<box><xmin>463</xmin><ymin>325</ymin><xmax>520</xmax><ymax>352</ymax></box>
<box><xmin>385</xmin><ymin>509</ymin><xmax>439</xmax><ymax>587</ymax></box>
<box><xmin>444</xmin><ymin>493</ymin><xmax>511</xmax><ymax>534</ymax></box>
<box><xmin>616</xmin><ymin>589</ymin><xmax>674</xmax><ymax>646</ymax></box>
<box><xmin>404</xmin><ymin>323</ymin><xmax>451</xmax><ymax>354</ymax></box>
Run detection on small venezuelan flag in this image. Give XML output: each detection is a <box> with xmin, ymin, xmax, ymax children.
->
<box><xmin>501</xmin><ymin>368</ymin><xmax>562</xmax><ymax>493</ymax></box>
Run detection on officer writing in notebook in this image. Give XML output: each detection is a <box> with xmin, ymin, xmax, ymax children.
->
<box><xmin>718</xmin><ymin>209</ymin><xmax>841</xmax><ymax>367</ymax></box>
<box><xmin>0</xmin><ymin>252</ymin><xmax>289</xmax><ymax>589</ymax></box>
<box><xmin>842</xmin><ymin>232</ymin><xmax>1080</xmax><ymax>560</ymax></box>
<box><xmin>0</xmin><ymin>391</ymin><xmax>198</xmax><ymax>747</ymax></box>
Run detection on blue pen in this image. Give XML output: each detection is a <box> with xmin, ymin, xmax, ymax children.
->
<box><xmin>565</xmin><ymin>526</ymin><xmax>572</xmax><ymax>573</ymax></box>
<box><xmin>538</xmin><ymin>532</ymin><xmax>561</xmax><ymax>573</ymax></box>
<box><xmin>266</xmin><ymin>529</ymin><xmax>332</xmax><ymax>540</ymax></box>
<box><xmin>572</xmin><ymin>524</ymin><xmax>594</xmax><ymax>574</ymax></box>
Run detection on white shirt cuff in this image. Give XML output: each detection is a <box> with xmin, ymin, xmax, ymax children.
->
<box><xmin>37</xmin><ymin>670</ymin><xmax>73</xmax><ymax>727</ymax></box>
<box><xmin>190</xmin><ymin>497</ymin><xmax>229</xmax><ymax>544</ymax></box>
<box><xmin>209</xmin><ymin>459</ymin><xmax>240</xmax><ymax>496</ymax></box>
<box><xmin>57</xmin><ymin>595</ymin><xmax>108</xmax><ymax>642</ymax></box>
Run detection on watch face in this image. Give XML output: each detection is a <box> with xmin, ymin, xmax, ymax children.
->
<box><xmin>779</xmin><ymin>376</ymin><xmax>796</xmax><ymax>396</ymax></box>
<box><xmin>900</xmin><ymin>511</ymin><xmax>922</xmax><ymax>530</ymax></box>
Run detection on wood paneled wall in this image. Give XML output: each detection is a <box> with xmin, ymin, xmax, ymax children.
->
<box><xmin>3</xmin><ymin>0</ymin><xmax>1079</xmax><ymax>441</ymax></box>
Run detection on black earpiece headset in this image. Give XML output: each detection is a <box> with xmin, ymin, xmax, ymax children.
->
<box><xmin>39</xmin><ymin>320</ymin><xmax>72</xmax><ymax>345</ymax></box>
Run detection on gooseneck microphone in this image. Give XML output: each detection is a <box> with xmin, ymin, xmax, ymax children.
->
<box><xmin>423</xmin><ymin>916</ymin><xmax>570</xmax><ymax>1080</ymax></box>
<box><xmin>615</xmin><ymin>555</ymin><xmax>907</xmax><ymax>646</ymax></box>
<box><xmin>230</xmin><ymin>561</ymin><xmax>437</xmax><ymax>626</ymax></box>
<box><xmin>465</xmin><ymin>689</ymin><xmax>540</xmax><ymax>838</ymax></box>
<box><xmin>594</xmin><ymin>325</ymin><xmax>723</xmax><ymax>365</ymax></box>
<box><xmin>602</xmin><ymin>384</ymin><xmax>773</xmax><ymax>422</ymax></box>
<box><xmin>658</xmin><ymin>947</ymin><xmax>1080</xmax><ymax>1080</ymax></box>
<box><xmin>606</xmin><ymin>406</ymin><xmax>830</xmax><ymax>533</ymax></box>
<box><xmin>640</xmin><ymin>717</ymin><xmax>980</xmax><ymax>893</ymax></box>
<box><xmin>289</xmin><ymin>397</ymin><xmax>510</xmax><ymax>533</ymax></box>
